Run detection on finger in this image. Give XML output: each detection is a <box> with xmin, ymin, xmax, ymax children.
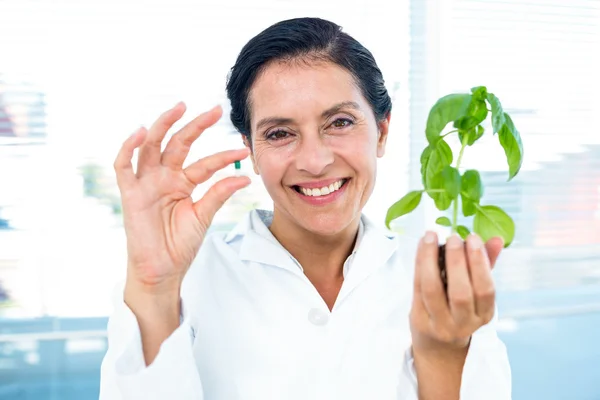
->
<box><xmin>184</xmin><ymin>148</ymin><xmax>250</xmax><ymax>185</ymax></box>
<box><xmin>193</xmin><ymin>175</ymin><xmax>251</xmax><ymax>226</ymax></box>
<box><xmin>417</xmin><ymin>231</ymin><xmax>452</xmax><ymax>326</ymax></box>
<box><xmin>467</xmin><ymin>234</ymin><xmax>496</xmax><ymax>323</ymax></box>
<box><xmin>411</xmin><ymin>240</ymin><xmax>430</xmax><ymax>319</ymax></box>
<box><xmin>485</xmin><ymin>237</ymin><xmax>504</xmax><ymax>269</ymax></box>
<box><xmin>161</xmin><ymin>105</ymin><xmax>224</xmax><ymax>169</ymax></box>
<box><xmin>446</xmin><ymin>234</ymin><xmax>475</xmax><ymax>328</ymax></box>
<box><xmin>137</xmin><ymin>102</ymin><xmax>186</xmax><ymax>175</ymax></box>
<box><xmin>114</xmin><ymin>127</ymin><xmax>147</xmax><ymax>190</ymax></box>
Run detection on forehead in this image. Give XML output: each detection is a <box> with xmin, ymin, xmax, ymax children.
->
<box><xmin>248</xmin><ymin>61</ymin><xmax>368</xmax><ymax>126</ymax></box>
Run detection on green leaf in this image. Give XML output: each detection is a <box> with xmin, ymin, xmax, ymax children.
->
<box><xmin>461</xmin><ymin>194</ymin><xmax>477</xmax><ymax>217</ymax></box>
<box><xmin>471</xmin><ymin>86</ymin><xmax>488</xmax><ymax>101</ymax></box>
<box><xmin>385</xmin><ymin>191</ymin><xmax>423</xmax><ymax>229</ymax></box>
<box><xmin>458</xmin><ymin>125</ymin><xmax>485</xmax><ymax>147</ymax></box>
<box><xmin>486</xmin><ymin>93</ymin><xmax>506</xmax><ymax>134</ymax></box>
<box><xmin>425</xmin><ymin>94</ymin><xmax>472</xmax><ymax>144</ymax></box>
<box><xmin>474</xmin><ymin>125</ymin><xmax>485</xmax><ymax>143</ymax></box>
<box><xmin>419</xmin><ymin>146</ymin><xmax>432</xmax><ymax>185</ymax></box>
<box><xmin>498</xmin><ymin>113</ymin><xmax>524</xmax><ymax>180</ymax></box>
<box><xmin>436</xmin><ymin>216</ymin><xmax>452</xmax><ymax>227</ymax></box>
<box><xmin>423</xmin><ymin>140</ymin><xmax>454</xmax><ymax>211</ymax></box>
<box><xmin>461</xmin><ymin>170</ymin><xmax>483</xmax><ymax>202</ymax></box>
<box><xmin>453</xmin><ymin>99</ymin><xmax>488</xmax><ymax>131</ymax></box>
<box><xmin>453</xmin><ymin>87</ymin><xmax>488</xmax><ymax>132</ymax></box>
<box><xmin>473</xmin><ymin>205</ymin><xmax>515</xmax><ymax>247</ymax></box>
<box><xmin>423</xmin><ymin>140</ymin><xmax>453</xmax><ymax>189</ymax></box>
<box><xmin>460</xmin><ymin>170</ymin><xmax>483</xmax><ymax>217</ymax></box>
<box><xmin>442</xmin><ymin>166</ymin><xmax>461</xmax><ymax>199</ymax></box>
<box><xmin>420</xmin><ymin>146</ymin><xmax>432</xmax><ymax>163</ymax></box>
<box><xmin>456</xmin><ymin>225</ymin><xmax>471</xmax><ymax>240</ymax></box>
<box><xmin>429</xmin><ymin>173</ymin><xmax>453</xmax><ymax>211</ymax></box>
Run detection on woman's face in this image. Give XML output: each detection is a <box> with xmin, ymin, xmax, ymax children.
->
<box><xmin>247</xmin><ymin>60</ymin><xmax>389</xmax><ymax>236</ymax></box>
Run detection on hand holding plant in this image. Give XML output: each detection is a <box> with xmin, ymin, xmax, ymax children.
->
<box><xmin>395</xmin><ymin>86</ymin><xmax>524</xmax><ymax>382</ymax></box>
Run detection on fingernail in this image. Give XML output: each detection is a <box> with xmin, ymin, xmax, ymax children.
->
<box><xmin>447</xmin><ymin>234</ymin><xmax>462</xmax><ymax>249</ymax></box>
<box><xmin>423</xmin><ymin>231</ymin><xmax>436</xmax><ymax>244</ymax></box>
<box><xmin>468</xmin><ymin>233</ymin><xmax>482</xmax><ymax>250</ymax></box>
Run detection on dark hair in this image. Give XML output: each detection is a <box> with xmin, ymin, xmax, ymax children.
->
<box><xmin>226</xmin><ymin>17</ymin><xmax>392</xmax><ymax>138</ymax></box>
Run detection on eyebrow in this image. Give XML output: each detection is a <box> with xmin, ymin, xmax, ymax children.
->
<box><xmin>255</xmin><ymin>101</ymin><xmax>362</xmax><ymax>132</ymax></box>
<box><xmin>321</xmin><ymin>101</ymin><xmax>361</xmax><ymax>119</ymax></box>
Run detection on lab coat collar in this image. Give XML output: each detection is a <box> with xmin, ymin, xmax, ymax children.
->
<box><xmin>336</xmin><ymin>213</ymin><xmax>400</xmax><ymax>305</ymax></box>
<box><xmin>224</xmin><ymin>209</ymin><xmax>400</xmax><ymax>284</ymax></box>
<box><xmin>224</xmin><ymin>210</ymin><xmax>300</xmax><ymax>274</ymax></box>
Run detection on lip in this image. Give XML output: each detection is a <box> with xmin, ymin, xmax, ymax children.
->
<box><xmin>292</xmin><ymin>178</ymin><xmax>350</xmax><ymax>206</ymax></box>
<box><xmin>292</xmin><ymin>177</ymin><xmax>348</xmax><ymax>189</ymax></box>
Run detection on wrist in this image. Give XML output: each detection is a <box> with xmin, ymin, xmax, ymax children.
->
<box><xmin>412</xmin><ymin>336</ymin><xmax>471</xmax><ymax>367</ymax></box>
<box><xmin>124</xmin><ymin>279</ymin><xmax>181</xmax><ymax>324</ymax></box>
<box><xmin>411</xmin><ymin>338</ymin><xmax>470</xmax><ymax>400</ymax></box>
<box><xmin>123</xmin><ymin>277</ymin><xmax>182</xmax><ymax>367</ymax></box>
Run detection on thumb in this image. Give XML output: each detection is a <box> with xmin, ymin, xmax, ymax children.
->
<box><xmin>193</xmin><ymin>175</ymin><xmax>251</xmax><ymax>226</ymax></box>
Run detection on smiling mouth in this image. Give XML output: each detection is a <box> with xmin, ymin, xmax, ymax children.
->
<box><xmin>292</xmin><ymin>178</ymin><xmax>349</xmax><ymax>197</ymax></box>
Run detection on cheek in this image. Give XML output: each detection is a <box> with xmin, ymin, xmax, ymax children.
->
<box><xmin>253</xmin><ymin>145</ymin><xmax>294</xmax><ymax>185</ymax></box>
<box><xmin>331</xmin><ymin>133</ymin><xmax>377</xmax><ymax>168</ymax></box>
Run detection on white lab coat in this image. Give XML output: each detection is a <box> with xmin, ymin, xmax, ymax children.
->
<box><xmin>99</xmin><ymin>209</ymin><xmax>511</xmax><ymax>400</ymax></box>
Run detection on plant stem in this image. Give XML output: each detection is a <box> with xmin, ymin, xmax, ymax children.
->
<box><xmin>452</xmin><ymin>196</ymin><xmax>459</xmax><ymax>234</ymax></box>
<box><xmin>441</xmin><ymin>129</ymin><xmax>458</xmax><ymax>139</ymax></box>
<box><xmin>451</xmin><ymin>135</ymin><xmax>470</xmax><ymax>233</ymax></box>
<box><xmin>456</xmin><ymin>136</ymin><xmax>468</xmax><ymax>169</ymax></box>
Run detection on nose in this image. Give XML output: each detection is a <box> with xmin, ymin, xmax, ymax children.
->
<box><xmin>294</xmin><ymin>133</ymin><xmax>334</xmax><ymax>176</ymax></box>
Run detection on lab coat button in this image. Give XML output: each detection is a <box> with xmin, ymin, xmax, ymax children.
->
<box><xmin>308</xmin><ymin>308</ymin><xmax>329</xmax><ymax>326</ymax></box>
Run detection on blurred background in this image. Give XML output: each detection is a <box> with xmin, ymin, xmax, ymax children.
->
<box><xmin>0</xmin><ymin>0</ymin><xmax>599</xmax><ymax>399</ymax></box>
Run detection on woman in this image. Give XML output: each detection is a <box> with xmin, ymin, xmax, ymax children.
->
<box><xmin>100</xmin><ymin>17</ymin><xmax>511</xmax><ymax>400</ymax></box>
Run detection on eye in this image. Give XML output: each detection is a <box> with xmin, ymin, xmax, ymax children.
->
<box><xmin>266</xmin><ymin>129</ymin><xmax>291</xmax><ymax>141</ymax></box>
<box><xmin>331</xmin><ymin>118</ymin><xmax>354</xmax><ymax>129</ymax></box>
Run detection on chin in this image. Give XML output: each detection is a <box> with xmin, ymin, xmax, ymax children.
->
<box><xmin>297</xmin><ymin>210</ymin><xmax>356</xmax><ymax>237</ymax></box>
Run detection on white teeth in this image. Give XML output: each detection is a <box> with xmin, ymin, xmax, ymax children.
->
<box><xmin>299</xmin><ymin>179</ymin><xmax>346</xmax><ymax>197</ymax></box>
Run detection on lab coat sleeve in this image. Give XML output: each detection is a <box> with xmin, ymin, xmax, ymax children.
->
<box><xmin>398</xmin><ymin>310</ymin><xmax>512</xmax><ymax>400</ymax></box>
<box><xmin>99</xmin><ymin>282</ymin><xmax>204</xmax><ymax>400</ymax></box>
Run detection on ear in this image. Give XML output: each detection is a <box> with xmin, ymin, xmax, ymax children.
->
<box><xmin>376</xmin><ymin>113</ymin><xmax>391</xmax><ymax>158</ymax></box>
<box><xmin>242</xmin><ymin>134</ymin><xmax>260</xmax><ymax>175</ymax></box>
